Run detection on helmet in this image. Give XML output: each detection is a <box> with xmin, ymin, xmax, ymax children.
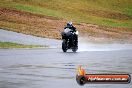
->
<box><xmin>67</xmin><ymin>22</ymin><xmax>73</xmax><ymax>27</ymax></box>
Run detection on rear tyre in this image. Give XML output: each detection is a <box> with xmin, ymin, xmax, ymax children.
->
<box><xmin>72</xmin><ymin>46</ymin><xmax>78</xmax><ymax>52</ymax></box>
<box><xmin>62</xmin><ymin>40</ymin><xmax>67</xmax><ymax>52</ymax></box>
<box><xmin>72</xmin><ymin>39</ymin><xmax>78</xmax><ymax>52</ymax></box>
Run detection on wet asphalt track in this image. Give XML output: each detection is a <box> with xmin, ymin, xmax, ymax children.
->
<box><xmin>0</xmin><ymin>29</ymin><xmax>132</xmax><ymax>88</ymax></box>
<box><xmin>0</xmin><ymin>48</ymin><xmax>132</xmax><ymax>88</ymax></box>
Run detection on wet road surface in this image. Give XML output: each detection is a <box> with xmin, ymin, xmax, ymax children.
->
<box><xmin>0</xmin><ymin>48</ymin><xmax>132</xmax><ymax>88</ymax></box>
<box><xmin>0</xmin><ymin>29</ymin><xmax>61</xmax><ymax>47</ymax></box>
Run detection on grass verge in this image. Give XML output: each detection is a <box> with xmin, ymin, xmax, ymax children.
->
<box><xmin>0</xmin><ymin>0</ymin><xmax>131</xmax><ymax>41</ymax></box>
<box><xmin>0</xmin><ymin>42</ymin><xmax>46</xmax><ymax>49</ymax></box>
<box><xmin>0</xmin><ymin>0</ymin><xmax>132</xmax><ymax>28</ymax></box>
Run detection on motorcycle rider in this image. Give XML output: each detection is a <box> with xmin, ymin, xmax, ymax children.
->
<box><xmin>64</xmin><ymin>22</ymin><xmax>76</xmax><ymax>33</ymax></box>
<box><xmin>64</xmin><ymin>22</ymin><xmax>78</xmax><ymax>47</ymax></box>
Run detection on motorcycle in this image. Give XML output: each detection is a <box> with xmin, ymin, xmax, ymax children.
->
<box><xmin>61</xmin><ymin>28</ymin><xmax>78</xmax><ymax>52</ymax></box>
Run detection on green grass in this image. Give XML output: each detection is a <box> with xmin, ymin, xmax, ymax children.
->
<box><xmin>0</xmin><ymin>0</ymin><xmax>132</xmax><ymax>28</ymax></box>
<box><xmin>0</xmin><ymin>42</ymin><xmax>44</xmax><ymax>49</ymax></box>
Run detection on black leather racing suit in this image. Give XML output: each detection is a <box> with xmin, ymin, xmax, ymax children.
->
<box><xmin>64</xmin><ymin>26</ymin><xmax>78</xmax><ymax>47</ymax></box>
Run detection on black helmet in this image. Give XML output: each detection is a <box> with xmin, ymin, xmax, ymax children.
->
<box><xmin>67</xmin><ymin>22</ymin><xmax>73</xmax><ymax>27</ymax></box>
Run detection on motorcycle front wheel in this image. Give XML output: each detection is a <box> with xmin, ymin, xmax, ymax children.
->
<box><xmin>62</xmin><ymin>39</ymin><xmax>67</xmax><ymax>52</ymax></box>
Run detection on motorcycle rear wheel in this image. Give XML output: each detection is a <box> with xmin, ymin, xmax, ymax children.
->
<box><xmin>72</xmin><ymin>47</ymin><xmax>78</xmax><ymax>52</ymax></box>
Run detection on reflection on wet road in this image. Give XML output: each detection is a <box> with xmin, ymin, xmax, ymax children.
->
<box><xmin>0</xmin><ymin>49</ymin><xmax>132</xmax><ymax>88</ymax></box>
